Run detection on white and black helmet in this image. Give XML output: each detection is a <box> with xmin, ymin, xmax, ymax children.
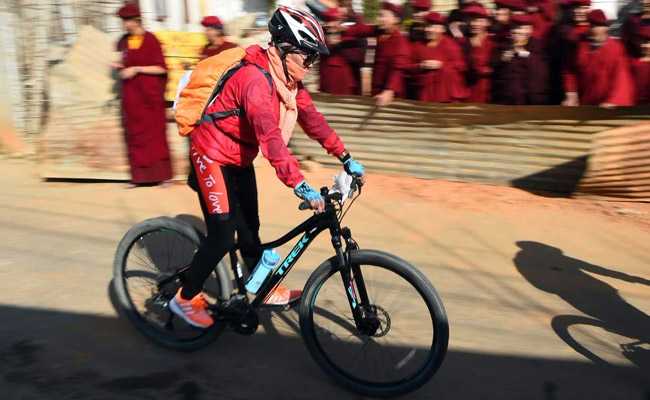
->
<box><xmin>269</xmin><ymin>6</ymin><xmax>329</xmax><ymax>56</ymax></box>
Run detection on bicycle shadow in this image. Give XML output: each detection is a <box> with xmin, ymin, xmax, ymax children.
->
<box><xmin>514</xmin><ymin>241</ymin><xmax>650</xmax><ymax>369</ymax></box>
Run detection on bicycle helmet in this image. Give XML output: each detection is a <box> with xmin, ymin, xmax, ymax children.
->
<box><xmin>269</xmin><ymin>6</ymin><xmax>329</xmax><ymax>56</ymax></box>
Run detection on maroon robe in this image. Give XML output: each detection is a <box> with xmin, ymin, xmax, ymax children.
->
<box><xmin>621</xmin><ymin>14</ymin><xmax>650</xmax><ymax>59</ymax></box>
<box><xmin>200</xmin><ymin>41</ymin><xmax>238</xmax><ymax>59</ymax></box>
<box><xmin>319</xmin><ymin>36</ymin><xmax>364</xmax><ymax>95</ymax></box>
<box><xmin>117</xmin><ymin>31</ymin><xmax>172</xmax><ymax>184</ymax></box>
<box><xmin>319</xmin><ymin>51</ymin><xmax>359</xmax><ymax>95</ymax></box>
<box><xmin>410</xmin><ymin>36</ymin><xmax>469</xmax><ymax>102</ymax></box>
<box><xmin>345</xmin><ymin>24</ymin><xmax>409</xmax><ymax>97</ymax></box>
<box><xmin>631</xmin><ymin>58</ymin><xmax>650</xmax><ymax>104</ymax></box>
<box><xmin>464</xmin><ymin>35</ymin><xmax>495</xmax><ymax>103</ymax></box>
<box><xmin>530</xmin><ymin>0</ymin><xmax>556</xmax><ymax>48</ymax></box>
<box><xmin>492</xmin><ymin>38</ymin><xmax>549</xmax><ymax>104</ymax></box>
<box><xmin>569</xmin><ymin>38</ymin><xmax>635</xmax><ymax>106</ymax></box>
<box><xmin>560</xmin><ymin>24</ymin><xmax>590</xmax><ymax>97</ymax></box>
<box><xmin>492</xmin><ymin>22</ymin><xmax>511</xmax><ymax>48</ymax></box>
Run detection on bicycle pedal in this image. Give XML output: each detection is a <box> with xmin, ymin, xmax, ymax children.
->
<box><xmin>258</xmin><ymin>297</ymin><xmax>300</xmax><ymax>311</ymax></box>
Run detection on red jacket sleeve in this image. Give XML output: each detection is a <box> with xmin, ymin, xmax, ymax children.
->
<box><xmin>296</xmin><ymin>86</ymin><xmax>346</xmax><ymax>157</ymax></box>
<box><xmin>241</xmin><ymin>72</ymin><xmax>305</xmax><ymax>188</ymax></box>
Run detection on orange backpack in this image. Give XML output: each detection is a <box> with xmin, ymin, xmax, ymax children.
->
<box><xmin>174</xmin><ymin>47</ymin><xmax>272</xmax><ymax>137</ymax></box>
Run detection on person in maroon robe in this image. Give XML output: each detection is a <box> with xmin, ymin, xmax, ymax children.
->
<box><xmin>200</xmin><ymin>16</ymin><xmax>237</xmax><ymax>59</ymax></box>
<box><xmin>492</xmin><ymin>0</ymin><xmax>528</xmax><ymax>47</ymax></box>
<box><xmin>560</xmin><ymin>0</ymin><xmax>592</xmax><ymax>106</ymax></box>
<box><xmin>622</xmin><ymin>0</ymin><xmax>650</xmax><ymax>59</ymax></box>
<box><xmin>462</xmin><ymin>3</ymin><xmax>495</xmax><ymax>103</ymax></box>
<box><xmin>447</xmin><ymin>0</ymin><xmax>480</xmax><ymax>43</ymax></box>
<box><xmin>113</xmin><ymin>4</ymin><xmax>172</xmax><ymax>185</ymax></box>
<box><xmin>406</xmin><ymin>0</ymin><xmax>433</xmax><ymax>99</ymax></box>
<box><xmin>631</xmin><ymin>25</ymin><xmax>650</xmax><ymax>104</ymax></box>
<box><xmin>409</xmin><ymin>0</ymin><xmax>432</xmax><ymax>44</ymax></box>
<box><xmin>491</xmin><ymin>14</ymin><xmax>549</xmax><ymax>104</ymax></box>
<box><xmin>564</xmin><ymin>9</ymin><xmax>635</xmax><ymax>107</ymax></box>
<box><xmin>545</xmin><ymin>0</ymin><xmax>582</xmax><ymax>103</ymax></box>
<box><xmin>343</xmin><ymin>2</ymin><xmax>409</xmax><ymax>106</ymax></box>
<box><xmin>410</xmin><ymin>12</ymin><xmax>469</xmax><ymax>102</ymax></box>
<box><xmin>527</xmin><ymin>0</ymin><xmax>556</xmax><ymax>49</ymax></box>
<box><xmin>319</xmin><ymin>7</ymin><xmax>362</xmax><ymax>95</ymax></box>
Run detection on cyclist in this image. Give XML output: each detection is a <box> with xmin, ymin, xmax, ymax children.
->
<box><xmin>170</xmin><ymin>6</ymin><xmax>365</xmax><ymax>328</ymax></box>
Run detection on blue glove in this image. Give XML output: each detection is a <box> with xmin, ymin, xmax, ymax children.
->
<box><xmin>344</xmin><ymin>157</ymin><xmax>365</xmax><ymax>177</ymax></box>
<box><xmin>294</xmin><ymin>180</ymin><xmax>322</xmax><ymax>202</ymax></box>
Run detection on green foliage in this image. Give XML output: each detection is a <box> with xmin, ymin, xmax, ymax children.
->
<box><xmin>363</xmin><ymin>0</ymin><xmax>380</xmax><ymax>22</ymax></box>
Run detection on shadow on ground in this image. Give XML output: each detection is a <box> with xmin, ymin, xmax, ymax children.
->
<box><xmin>510</xmin><ymin>156</ymin><xmax>588</xmax><ymax>198</ymax></box>
<box><xmin>515</xmin><ymin>241</ymin><xmax>650</xmax><ymax>372</ymax></box>
<box><xmin>1</xmin><ymin>300</ymin><xmax>648</xmax><ymax>400</ymax></box>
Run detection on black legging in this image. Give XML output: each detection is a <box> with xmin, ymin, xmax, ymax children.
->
<box><xmin>181</xmin><ymin>164</ymin><xmax>262</xmax><ymax>299</ymax></box>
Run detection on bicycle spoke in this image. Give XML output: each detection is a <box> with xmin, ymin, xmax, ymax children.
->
<box><xmin>309</xmin><ymin>262</ymin><xmax>438</xmax><ymax>386</ymax></box>
<box><xmin>129</xmin><ymin>250</ymin><xmax>156</xmax><ymax>271</ymax></box>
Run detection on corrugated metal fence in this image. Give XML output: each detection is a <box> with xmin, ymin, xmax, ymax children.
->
<box><xmin>289</xmin><ymin>94</ymin><xmax>650</xmax><ymax>201</ymax></box>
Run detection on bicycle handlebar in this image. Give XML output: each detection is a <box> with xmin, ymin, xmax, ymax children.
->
<box><xmin>298</xmin><ymin>176</ymin><xmax>363</xmax><ymax>211</ymax></box>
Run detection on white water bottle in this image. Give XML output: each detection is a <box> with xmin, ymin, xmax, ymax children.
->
<box><xmin>245</xmin><ymin>249</ymin><xmax>280</xmax><ymax>294</ymax></box>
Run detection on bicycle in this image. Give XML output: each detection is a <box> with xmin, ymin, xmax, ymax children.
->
<box><xmin>552</xmin><ymin>314</ymin><xmax>650</xmax><ymax>369</ymax></box>
<box><xmin>112</xmin><ymin>174</ymin><xmax>449</xmax><ymax>397</ymax></box>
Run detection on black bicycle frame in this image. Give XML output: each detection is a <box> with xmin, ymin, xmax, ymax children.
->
<box><xmin>245</xmin><ymin>207</ymin><xmax>333</xmax><ymax>308</ymax></box>
<box><xmin>159</xmin><ymin>185</ymin><xmax>374</xmax><ymax>329</ymax></box>
<box><xmin>239</xmin><ymin>203</ymin><xmax>373</xmax><ymax>330</ymax></box>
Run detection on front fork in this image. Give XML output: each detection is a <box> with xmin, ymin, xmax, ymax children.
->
<box><xmin>333</xmin><ymin>226</ymin><xmax>373</xmax><ymax>333</ymax></box>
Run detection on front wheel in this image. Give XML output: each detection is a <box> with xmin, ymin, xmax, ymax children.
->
<box><xmin>299</xmin><ymin>250</ymin><xmax>449</xmax><ymax>398</ymax></box>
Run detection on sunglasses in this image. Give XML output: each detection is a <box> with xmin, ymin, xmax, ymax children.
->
<box><xmin>288</xmin><ymin>50</ymin><xmax>320</xmax><ymax>68</ymax></box>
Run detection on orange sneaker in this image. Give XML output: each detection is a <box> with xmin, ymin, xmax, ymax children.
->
<box><xmin>169</xmin><ymin>289</ymin><xmax>214</xmax><ymax>328</ymax></box>
<box><xmin>263</xmin><ymin>285</ymin><xmax>302</xmax><ymax>306</ymax></box>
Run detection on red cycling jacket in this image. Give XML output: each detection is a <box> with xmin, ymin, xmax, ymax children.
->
<box><xmin>190</xmin><ymin>45</ymin><xmax>345</xmax><ymax>188</ymax></box>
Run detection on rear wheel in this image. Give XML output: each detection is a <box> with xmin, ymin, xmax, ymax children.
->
<box><xmin>299</xmin><ymin>250</ymin><xmax>448</xmax><ymax>398</ymax></box>
<box><xmin>112</xmin><ymin>217</ymin><xmax>228</xmax><ymax>351</ymax></box>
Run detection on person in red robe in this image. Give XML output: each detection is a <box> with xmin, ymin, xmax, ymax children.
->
<box><xmin>343</xmin><ymin>2</ymin><xmax>409</xmax><ymax>106</ymax></box>
<box><xmin>564</xmin><ymin>9</ymin><xmax>635</xmax><ymax>107</ymax></box>
<box><xmin>200</xmin><ymin>16</ymin><xmax>237</xmax><ymax>59</ymax></box>
<box><xmin>491</xmin><ymin>14</ymin><xmax>549</xmax><ymax>104</ymax></box>
<box><xmin>631</xmin><ymin>25</ymin><xmax>650</xmax><ymax>104</ymax></box>
<box><xmin>410</xmin><ymin>12</ymin><xmax>469</xmax><ymax>102</ymax></box>
<box><xmin>113</xmin><ymin>4</ymin><xmax>172</xmax><ymax>185</ymax></box>
<box><xmin>462</xmin><ymin>3</ymin><xmax>495</xmax><ymax>103</ymax></box>
<box><xmin>319</xmin><ymin>8</ymin><xmax>362</xmax><ymax>95</ymax></box>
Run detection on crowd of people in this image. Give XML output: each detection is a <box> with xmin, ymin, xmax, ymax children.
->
<box><xmin>110</xmin><ymin>1</ymin><xmax>649</xmax><ymax>185</ymax></box>
<box><xmin>316</xmin><ymin>0</ymin><xmax>650</xmax><ymax>107</ymax></box>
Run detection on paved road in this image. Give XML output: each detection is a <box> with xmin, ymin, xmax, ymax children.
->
<box><xmin>1</xmin><ymin>158</ymin><xmax>649</xmax><ymax>400</ymax></box>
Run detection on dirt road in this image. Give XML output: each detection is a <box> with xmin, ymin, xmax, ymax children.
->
<box><xmin>1</xmin><ymin>158</ymin><xmax>648</xmax><ymax>399</ymax></box>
